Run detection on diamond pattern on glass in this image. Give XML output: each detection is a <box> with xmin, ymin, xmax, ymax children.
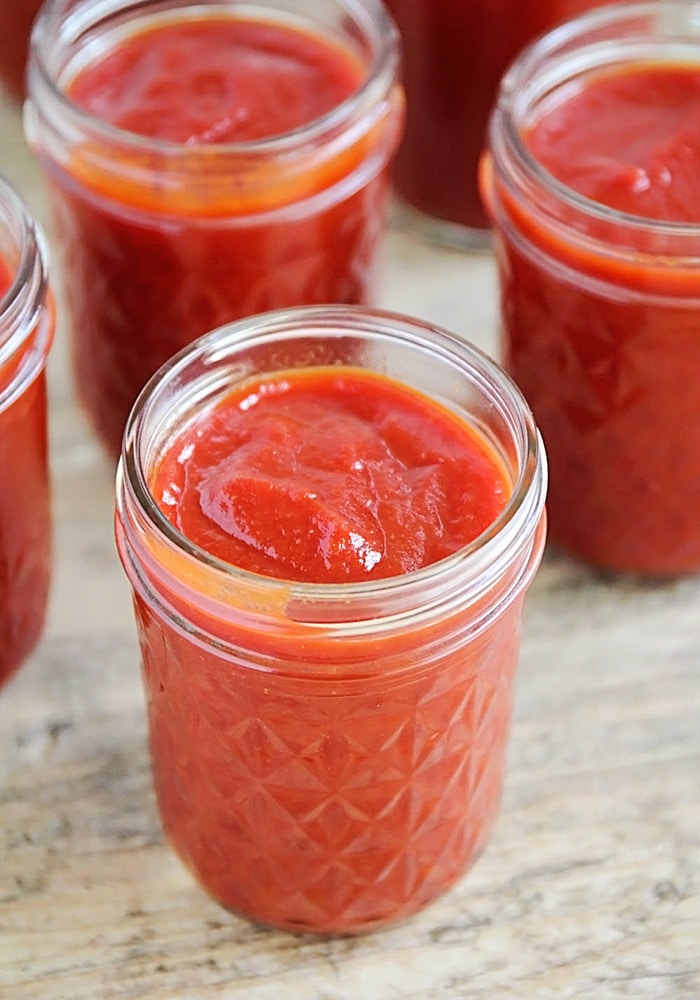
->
<box><xmin>137</xmin><ymin>595</ymin><xmax>522</xmax><ymax>933</ymax></box>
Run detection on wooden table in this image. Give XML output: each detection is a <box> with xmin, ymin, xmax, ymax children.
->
<box><xmin>1</xmin><ymin>91</ymin><xmax>699</xmax><ymax>1000</ymax></box>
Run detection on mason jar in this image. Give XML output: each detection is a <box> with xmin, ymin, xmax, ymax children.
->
<box><xmin>115</xmin><ymin>304</ymin><xmax>547</xmax><ymax>934</ymax></box>
<box><xmin>24</xmin><ymin>0</ymin><xmax>404</xmax><ymax>457</ymax></box>
<box><xmin>385</xmin><ymin>0</ymin><xmax>604</xmax><ymax>251</ymax></box>
<box><xmin>482</xmin><ymin>1</ymin><xmax>700</xmax><ymax>576</ymax></box>
<box><xmin>0</xmin><ymin>175</ymin><xmax>54</xmax><ymax>689</ymax></box>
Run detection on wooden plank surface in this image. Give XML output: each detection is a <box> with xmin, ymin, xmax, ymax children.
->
<box><xmin>0</xmin><ymin>92</ymin><xmax>699</xmax><ymax>1000</ymax></box>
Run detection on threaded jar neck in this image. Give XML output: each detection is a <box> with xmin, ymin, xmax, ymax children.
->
<box><xmin>115</xmin><ymin>306</ymin><xmax>547</xmax><ymax>670</ymax></box>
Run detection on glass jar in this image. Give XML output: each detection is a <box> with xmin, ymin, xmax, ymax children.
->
<box><xmin>0</xmin><ymin>0</ymin><xmax>42</xmax><ymax>101</ymax></box>
<box><xmin>24</xmin><ymin>0</ymin><xmax>404</xmax><ymax>457</ymax></box>
<box><xmin>482</xmin><ymin>1</ymin><xmax>700</xmax><ymax>576</ymax></box>
<box><xmin>385</xmin><ymin>0</ymin><xmax>605</xmax><ymax>250</ymax></box>
<box><xmin>0</xmin><ymin>175</ymin><xmax>54</xmax><ymax>689</ymax></box>
<box><xmin>115</xmin><ymin>304</ymin><xmax>547</xmax><ymax>934</ymax></box>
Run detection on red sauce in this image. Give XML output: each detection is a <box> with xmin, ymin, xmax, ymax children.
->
<box><xmin>0</xmin><ymin>259</ymin><xmax>52</xmax><ymax>687</ymax></box>
<box><xmin>385</xmin><ymin>0</ymin><xmax>604</xmax><ymax>231</ymax></box>
<box><xmin>0</xmin><ymin>0</ymin><xmax>41</xmax><ymax>100</ymax></box>
<box><xmin>68</xmin><ymin>20</ymin><xmax>362</xmax><ymax>144</ymax></box>
<box><xmin>487</xmin><ymin>62</ymin><xmax>700</xmax><ymax>574</ymax></box>
<box><xmin>526</xmin><ymin>65</ymin><xmax>700</xmax><ymax>224</ymax></box>
<box><xmin>152</xmin><ymin>367</ymin><xmax>509</xmax><ymax>582</ymax></box>
<box><xmin>46</xmin><ymin>14</ymin><xmax>399</xmax><ymax>455</ymax></box>
<box><xmin>138</xmin><ymin>366</ymin><xmax>515</xmax><ymax>932</ymax></box>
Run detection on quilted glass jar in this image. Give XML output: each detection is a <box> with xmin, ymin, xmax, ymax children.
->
<box><xmin>115</xmin><ymin>305</ymin><xmax>547</xmax><ymax>933</ymax></box>
<box><xmin>482</xmin><ymin>1</ymin><xmax>700</xmax><ymax>574</ymax></box>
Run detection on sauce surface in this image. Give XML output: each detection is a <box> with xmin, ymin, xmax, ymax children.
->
<box><xmin>152</xmin><ymin>366</ymin><xmax>510</xmax><ymax>583</ymax></box>
<box><xmin>68</xmin><ymin>16</ymin><xmax>363</xmax><ymax>144</ymax></box>
<box><xmin>526</xmin><ymin>64</ymin><xmax>700</xmax><ymax>222</ymax></box>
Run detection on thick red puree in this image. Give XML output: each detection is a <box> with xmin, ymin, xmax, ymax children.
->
<box><xmin>68</xmin><ymin>19</ymin><xmax>362</xmax><ymax>146</ymax></box>
<box><xmin>152</xmin><ymin>367</ymin><xmax>510</xmax><ymax>582</ymax></box>
<box><xmin>526</xmin><ymin>65</ymin><xmax>700</xmax><ymax>224</ymax></box>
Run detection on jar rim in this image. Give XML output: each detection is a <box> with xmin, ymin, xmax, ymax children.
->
<box><xmin>28</xmin><ymin>0</ymin><xmax>401</xmax><ymax>159</ymax></box>
<box><xmin>117</xmin><ymin>305</ymin><xmax>547</xmax><ymax>629</ymax></box>
<box><xmin>0</xmin><ymin>173</ymin><xmax>50</xmax><ymax>381</ymax></box>
<box><xmin>492</xmin><ymin>0</ymin><xmax>700</xmax><ymax>242</ymax></box>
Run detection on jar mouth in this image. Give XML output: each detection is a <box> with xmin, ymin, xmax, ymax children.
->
<box><xmin>493</xmin><ymin>0</ymin><xmax>700</xmax><ymax>243</ymax></box>
<box><xmin>0</xmin><ymin>176</ymin><xmax>50</xmax><ymax>381</ymax></box>
<box><xmin>29</xmin><ymin>0</ymin><xmax>401</xmax><ymax>159</ymax></box>
<box><xmin>118</xmin><ymin>306</ymin><xmax>547</xmax><ymax>625</ymax></box>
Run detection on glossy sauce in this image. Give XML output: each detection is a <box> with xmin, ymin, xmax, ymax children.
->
<box><xmin>68</xmin><ymin>19</ymin><xmax>363</xmax><ymax>144</ymax></box>
<box><xmin>152</xmin><ymin>367</ymin><xmax>510</xmax><ymax>582</ymax></box>
<box><xmin>526</xmin><ymin>65</ymin><xmax>700</xmax><ymax>224</ymax></box>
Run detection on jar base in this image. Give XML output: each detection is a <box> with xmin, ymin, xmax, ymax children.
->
<box><xmin>390</xmin><ymin>194</ymin><xmax>493</xmax><ymax>253</ymax></box>
<box><xmin>182</xmin><ymin>839</ymin><xmax>490</xmax><ymax>937</ymax></box>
